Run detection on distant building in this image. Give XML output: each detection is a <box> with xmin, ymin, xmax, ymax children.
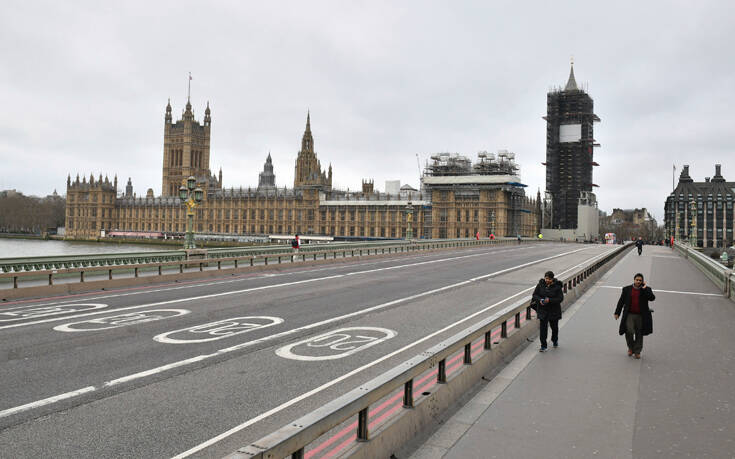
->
<box><xmin>421</xmin><ymin>151</ymin><xmax>539</xmax><ymax>238</ymax></box>
<box><xmin>385</xmin><ymin>180</ymin><xmax>400</xmax><ymax>195</ymax></box>
<box><xmin>543</xmin><ymin>63</ymin><xmax>600</xmax><ymax>232</ymax></box>
<box><xmin>600</xmin><ymin>207</ymin><xmax>656</xmax><ymax>241</ymax></box>
<box><xmin>665</xmin><ymin>164</ymin><xmax>734</xmax><ymax>248</ymax></box>
<box><xmin>65</xmin><ymin>96</ymin><xmax>539</xmax><ymax>240</ymax></box>
<box><xmin>605</xmin><ymin>208</ymin><xmax>652</xmax><ymax>226</ymax></box>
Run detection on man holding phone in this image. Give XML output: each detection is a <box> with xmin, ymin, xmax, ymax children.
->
<box><xmin>614</xmin><ymin>273</ymin><xmax>655</xmax><ymax>359</ymax></box>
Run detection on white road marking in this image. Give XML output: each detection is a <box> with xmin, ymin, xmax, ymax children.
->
<box><xmin>0</xmin><ymin>247</ymin><xmax>556</xmax><ymax>331</ymax></box>
<box><xmin>53</xmin><ymin>309</ymin><xmax>190</xmax><ymax>332</ymax></box>
<box><xmin>0</xmin><ymin>244</ymin><xmax>538</xmax><ymax>310</ymax></box>
<box><xmin>0</xmin><ymin>304</ymin><xmax>108</xmax><ymax>323</ymax></box>
<box><xmin>276</xmin><ymin>327</ymin><xmax>397</xmax><ymax>361</ymax></box>
<box><xmin>153</xmin><ymin>317</ymin><xmax>284</xmax><ymax>344</ymax></box>
<box><xmin>599</xmin><ymin>286</ymin><xmax>722</xmax><ymax>296</ymax></box>
<box><xmin>171</xmin><ymin>247</ymin><xmax>617</xmax><ymax>458</ymax></box>
<box><xmin>0</xmin><ymin>386</ymin><xmax>96</xmax><ymax>419</ymax></box>
<box><xmin>0</xmin><ymin>246</ymin><xmax>593</xmax><ymax>420</ymax></box>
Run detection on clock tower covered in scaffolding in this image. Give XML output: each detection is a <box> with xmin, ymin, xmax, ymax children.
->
<box><xmin>543</xmin><ymin>63</ymin><xmax>600</xmax><ymax>230</ymax></box>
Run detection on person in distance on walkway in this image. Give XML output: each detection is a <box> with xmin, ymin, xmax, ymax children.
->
<box><xmin>614</xmin><ymin>273</ymin><xmax>655</xmax><ymax>359</ymax></box>
<box><xmin>636</xmin><ymin>237</ymin><xmax>644</xmax><ymax>255</ymax></box>
<box><xmin>532</xmin><ymin>270</ymin><xmax>564</xmax><ymax>352</ymax></box>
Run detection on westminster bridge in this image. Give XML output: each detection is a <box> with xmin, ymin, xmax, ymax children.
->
<box><xmin>0</xmin><ymin>239</ymin><xmax>733</xmax><ymax>458</ymax></box>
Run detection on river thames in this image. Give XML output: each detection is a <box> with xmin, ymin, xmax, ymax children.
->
<box><xmin>0</xmin><ymin>238</ymin><xmax>173</xmax><ymax>258</ymax></box>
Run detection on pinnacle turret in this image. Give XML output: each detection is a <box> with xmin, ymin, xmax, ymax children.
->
<box><xmin>564</xmin><ymin>63</ymin><xmax>578</xmax><ymax>91</ymax></box>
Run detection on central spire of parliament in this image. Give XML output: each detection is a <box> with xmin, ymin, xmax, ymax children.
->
<box><xmin>294</xmin><ymin>111</ymin><xmax>332</xmax><ymax>190</ymax></box>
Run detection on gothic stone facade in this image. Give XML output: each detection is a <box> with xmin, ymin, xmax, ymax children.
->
<box><xmin>66</xmin><ymin>101</ymin><xmax>539</xmax><ymax>240</ymax></box>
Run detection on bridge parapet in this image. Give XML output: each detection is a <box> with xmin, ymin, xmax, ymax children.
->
<box><xmin>674</xmin><ymin>241</ymin><xmax>734</xmax><ymax>299</ymax></box>
<box><xmin>0</xmin><ymin>238</ymin><xmax>544</xmax><ymax>298</ymax></box>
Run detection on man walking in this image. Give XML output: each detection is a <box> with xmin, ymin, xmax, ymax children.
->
<box><xmin>636</xmin><ymin>237</ymin><xmax>644</xmax><ymax>255</ymax></box>
<box><xmin>532</xmin><ymin>270</ymin><xmax>564</xmax><ymax>352</ymax></box>
<box><xmin>614</xmin><ymin>273</ymin><xmax>655</xmax><ymax>359</ymax></box>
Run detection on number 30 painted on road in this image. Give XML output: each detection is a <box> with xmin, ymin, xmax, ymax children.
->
<box><xmin>276</xmin><ymin>327</ymin><xmax>396</xmax><ymax>361</ymax></box>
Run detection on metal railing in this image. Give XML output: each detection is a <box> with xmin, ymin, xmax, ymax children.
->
<box><xmin>0</xmin><ymin>238</ymin><xmax>528</xmax><ymax>291</ymax></box>
<box><xmin>227</xmin><ymin>243</ymin><xmax>631</xmax><ymax>459</ymax></box>
<box><xmin>673</xmin><ymin>241</ymin><xmax>734</xmax><ymax>299</ymax></box>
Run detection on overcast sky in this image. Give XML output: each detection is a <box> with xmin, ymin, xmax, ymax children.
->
<box><xmin>1</xmin><ymin>1</ymin><xmax>733</xmax><ymax>221</ymax></box>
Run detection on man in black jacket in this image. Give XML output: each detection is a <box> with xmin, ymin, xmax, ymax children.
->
<box><xmin>614</xmin><ymin>273</ymin><xmax>655</xmax><ymax>359</ymax></box>
<box><xmin>532</xmin><ymin>270</ymin><xmax>564</xmax><ymax>352</ymax></box>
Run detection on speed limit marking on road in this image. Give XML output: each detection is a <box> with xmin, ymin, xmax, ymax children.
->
<box><xmin>0</xmin><ymin>304</ymin><xmax>108</xmax><ymax>323</ymax></box>
<box><xmin>153</xmin><ymin>316</ymin><xmax>284</xmax><ymax>344</ymax></box>
<box><xmin>276</xmin><ymin>327</ymin><xmax>397</xmax><ymax>361</ymax></box>
<box><xmin>53</xmin><ymin>309</ymin><xmax>190</xmax><ymax>332</ymax></box>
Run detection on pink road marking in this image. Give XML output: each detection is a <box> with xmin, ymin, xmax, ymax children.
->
<box><xmin>305</xmin><ymin>368</ymin><xmax>441</xmax><ymax>458</ymax></box>
<box><xmin>320</xmin><ymin>376</ymin><xmax>440</xmax><ymax>459</ymax></box>
<box><xmin>311</xmin><ymin>315</ymin><xmax>535</xmax><ymax>457</ymax></box>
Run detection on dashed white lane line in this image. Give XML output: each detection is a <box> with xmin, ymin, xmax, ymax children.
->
<box><xmin>0</xmin><ymin>247</ymin><xmax>591</xmax><ymax>420</ymax></box>
<box><xmin>0</xmin><ymin>247</ymin><xmax>558</xmax><ymax>330</ymax></box>
<box><xmin>599</xmin><ymin>285</ymin><xmax>722</xmax><ymax>296</ymax></box>
<box><xmin>0</xmin><ymin>387</ymin><xmax>96</xmax><ymax>419</ymax></box>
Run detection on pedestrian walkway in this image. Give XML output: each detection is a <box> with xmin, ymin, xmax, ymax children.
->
<box><xmin>408</xmin><ymin>246</ymin><xmax>735</xmax><ymax>458</ymax></box>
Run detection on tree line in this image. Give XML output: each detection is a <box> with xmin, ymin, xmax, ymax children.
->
<box><xmin>0</xmin><ymin>191</ymin><xmax>66</xmax><ymax>234</ymax></box>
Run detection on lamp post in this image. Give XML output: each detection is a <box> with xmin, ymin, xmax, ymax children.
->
<box><xmin>405</xmin><ymin>202</ymin><xmax>413</xmax><ymax>239</ymax></box>
<box><xmin>490</xmin><ymin>210</ymin><xmax>496</xmax><ymax>237</ymax></box>
<box><xmin>179</xmin><ymin>176</ymin><xmax>203</xmax><ymax>249</ymax></box>
<box><xmin>689</xmin><ymin>200</ymin><xmax>697</xmax><ymax>246</ymax></box>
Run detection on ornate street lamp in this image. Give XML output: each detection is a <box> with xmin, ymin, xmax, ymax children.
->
<box><xmin>179</xmin><ymin>176</ymin><xmax>203</xmax><ymax>249</ymax></box>
<box><xmin>689</xmin><ymin>200</ymin><xmax>697</xmax><ymax>246</ymax></box>
<box><xmin>405</xmin><ymin>202</ymin><xmax>414</xmax><ymax>239</ymax></box>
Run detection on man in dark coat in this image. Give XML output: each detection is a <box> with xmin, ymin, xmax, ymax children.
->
<box><xmin>635</xmin><ymin>237</ymin><xmax>644</xmax><ymax>255</ymax></box>
<box><xmin>614</xmin><ymin>273</ymin><xmax>655</xmax><ymax>359</ymax></box>
<box><xmin>532</xmin><ymin>270</ymin><xmax>564</xmax><ymax>352</ymax></box>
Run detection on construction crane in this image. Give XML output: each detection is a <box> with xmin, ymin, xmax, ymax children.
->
<box><xmin>416</xmin><ymin>153</ymin><xmax>422</xmax><ymax>184</ymax></box>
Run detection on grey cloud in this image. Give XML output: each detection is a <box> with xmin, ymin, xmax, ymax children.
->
<box><xmin>1</xmin><ymin>1</ymin><xmax>733</xmax><ymax>223</ymax></box>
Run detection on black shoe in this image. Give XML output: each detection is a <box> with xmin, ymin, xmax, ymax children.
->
<box><xmin>552</xmin><ymin>342</ymin><xmax>558</xmax><ymax>348</ymax></box>
<box><xmin>539</xmin><ymin>346</ymin><xmax>547</xmax><ymax>352</ymax></box>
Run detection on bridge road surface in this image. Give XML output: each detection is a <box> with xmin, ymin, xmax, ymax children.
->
<box><xmin>0</xmin><ymin>242</ymin><xmax>616</xmax><ymax>458</ymax></box>
<box><xmin>407</xmin><ymin>244</ymin><xmax>735</xmax><ymax>459</ymax></box>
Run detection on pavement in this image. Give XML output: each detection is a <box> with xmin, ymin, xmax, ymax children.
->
<box><xmin>408</xmin><ymin>245</ymin><xmax>735</xmax><ymax>459</ymax></box>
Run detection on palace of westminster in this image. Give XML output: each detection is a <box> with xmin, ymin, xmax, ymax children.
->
<box><xmin>65</xmin><ymin>96</ymin><xmax>541</xmax><ymax>241</ymax></box>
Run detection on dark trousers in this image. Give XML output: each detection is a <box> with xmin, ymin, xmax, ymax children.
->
<box><xmin>539</xmin><ymin>319</ymin><xmax>559</xmax><ymax>347</ymax></box>
<box><xmin>625</xmin><ymin>313</ymin><xmax>644</xmax><ymax>354</ymax></box>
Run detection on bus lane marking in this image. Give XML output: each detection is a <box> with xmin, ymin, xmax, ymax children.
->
<box><xmin>153</xmin><ymin>316</ymin><xmax>284</xmax><ymax>344</ymax></box>
<box><xmin>276</xmin><ymin>327</ymin><xmax>397</xmax><ymax>361</ymax></box>
<box><xmin>53</xmin><ymin>309</ymin><xmax>191</xmax><ymax>332</ymax></box>
<box><xmin>0</xmin><ymin>304</ymin><xmax>108</xmax><ymax>323</ymax></box>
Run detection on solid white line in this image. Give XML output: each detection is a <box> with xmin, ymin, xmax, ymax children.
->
<box><xmin>0</xmin><ymin>247</ymin><xmax>539</xmax><ymax>330</ymax></box>
<box><xmin>171</xmin><ymin>246</ymin><xmax>616</xmax><ymax>458</ymax></box>
<box><xmin>0</xmin><ymin>246</ymin><xmax>591</xmax><ymax>420</ymax></box>
<box><xmin>599</xmin><ymin>286</ymin><xmax>722</xmax><ymax>296</ymax></box>
<box><xmin>105</xmin><ymin>356</ymin><xmax>209</xmax><ymax>386</ymax></box>
<box><xmin>0</xmin><ymin>386</ymin><xmax>96</xmax><ymax>418</ymax></box>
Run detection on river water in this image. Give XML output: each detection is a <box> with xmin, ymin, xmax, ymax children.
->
<box><xmin>0</xmin><ymin>238</ymin><xmax>175</xmax><ymax>259</ymax></box>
